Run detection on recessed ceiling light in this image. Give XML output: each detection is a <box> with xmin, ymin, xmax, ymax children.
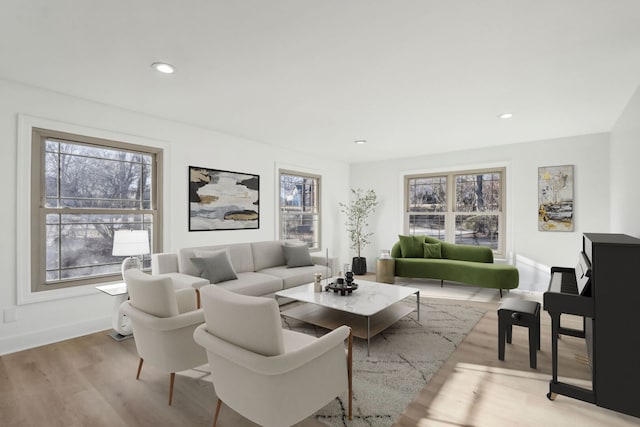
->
<box><xmin>354</xmin><ymin>140</ymin><xmax>367</xmax><ymax>145</ymax></box>
<box><xmin>151</xmin><ymin>62</ymin><xmax>176</xmax><ymax>74</ymax></box>
<box><xmin>498</xmin><ymin>112</ymin><xmax>513</xmax><ymax>119</ymax></box>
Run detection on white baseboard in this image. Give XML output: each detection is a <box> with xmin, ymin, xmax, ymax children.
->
<box><xmin>513</xmin><ymin>254</ymin><xmax>551</xmax><ymax>293</ymax></box>
<box><xmin>0</xmin><ymin>316</ymin><xmax>111</xmax><ymax>356</ymax></box>
<box><xmin>515</xmin><ymin>254</ymin><xmax>550</xmax><ymax>272</ymax></box>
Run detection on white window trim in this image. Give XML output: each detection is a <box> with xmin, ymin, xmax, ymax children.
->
<box><xmin>399</xmin><ymin>161</ymin><xmax>514</xmax><ymax>262</ymax></box>
<box><xmin>274</xmin><ymin>162</ymin><xmax>324</xmax><ymax>252</ymax></box>
<box><xmin>16</xmin><ymin>115</ymin><xmax>171</xmax><ymax>305</ymax></box>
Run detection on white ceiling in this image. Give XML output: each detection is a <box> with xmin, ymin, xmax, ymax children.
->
<box><xmin>2</xmin><ymin>1</ymin><xmax>640</xmax><ymax>163</ymax></box>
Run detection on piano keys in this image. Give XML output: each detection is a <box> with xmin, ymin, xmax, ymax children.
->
<box><xmin>543</xmin><ymin>233</ymin><xmax>640</xmax><ymax>419</ymax></box>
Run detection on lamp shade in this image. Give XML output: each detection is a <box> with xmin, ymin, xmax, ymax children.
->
<box><xmin>112</xmin><ymin>230</ymin><xmax>150</xmax><ymax>256</ymax></box>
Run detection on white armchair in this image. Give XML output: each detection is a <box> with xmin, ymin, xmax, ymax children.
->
<box><xmin>193</xmin><ymin>285</ymin><xmax>352</xmax><ymax>427</ymax></box>
<box><xmin>120</xmin><ymin>269</ymin><xmax>207</xmax><ymax>405</ymax></box>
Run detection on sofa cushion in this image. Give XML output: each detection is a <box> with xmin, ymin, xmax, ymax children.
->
<box><xmin>394</xmin><ymin>258</ymin><xmax>519</xmax><ymax>289</ymax></box>
<box><xmin>423</xmin><ymin>242</ymin><xmax>443</xmax><ymax>259</ymax></box>
<box><xmin>251</xmin><ymin>240</ymin><xmax>287</xmax><ymax>271</ymax></box>
<box><xmin>283</xmin><ymin>243</ymin><xmax>313</xmax><ymax>268</ymax></box>
<box><xmin>398</xmin><ymin>234</ymin><xmax>426</xmax><ymax>258</ymax></box>
<box><xmin>259</xmin><ymin>264</ymin><xmax>328</xmax><ymax>289</ymax></box>
<box><xmin>190</xmin><ymin>249</ymin><xmax>238</xmax><ymax>283</ymax></box>
<box><xmin>441</xmin><ymin>241</ymin><xmax>493</xmax><ymax>263</ymax></box>
<box><xmin>216</xmin><ymin>272</ymin><xmax>283</xmax><ymax>296</ymax></box>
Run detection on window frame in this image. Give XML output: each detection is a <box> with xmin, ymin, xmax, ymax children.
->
<box><xmin>277</xmin><ymin>168</ymin><xmax>322</xmax><ymax>251</ymax></box>
<box><xmin>404</xmin><ymin>166</ymin><xmax>506</xmax><ymax>257</ymax></box>
<box><xmin>17</xmin><ymin>115</ymin><xmax>167</xmax><ymax>304</ymax></box>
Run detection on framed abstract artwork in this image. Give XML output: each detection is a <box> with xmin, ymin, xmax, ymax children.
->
<box><xmin>538</xmin><ymin>165</ymin><xmax>573</xmax><ymax>231</ymax></box>
<box><xmin>189</xmin><ymin>166</ymin><xmax>260</xmax><ymax>231</ymax></box>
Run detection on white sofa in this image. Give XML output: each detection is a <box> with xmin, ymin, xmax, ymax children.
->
<box><xmin>151</xmin><ymin>240</ymin><xmax>338</xmax><ymax>298</ymax></box>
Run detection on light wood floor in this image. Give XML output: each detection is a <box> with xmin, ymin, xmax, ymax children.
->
<box><xmin>393</xmin><ymin>295</ymin><xmax>640</xmax><ymax>427</ymax></box>
<box><xmin>1</xmin><ymin>281</ymin><xmax>639</xmax><ymax>426</ymax></box>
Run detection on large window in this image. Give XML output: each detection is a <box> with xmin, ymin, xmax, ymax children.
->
<box><xmin>279</xmin><ymin>170</ymin><xmax>320</xmax><ymax>250</ymax></box>
<box><xmin>30</xmin><ymin>128</ymin><xmax>162</xmax><ymax>292</ymax></box>
<box><xmin>406</xmin><ymin>167</ymin><xmax>505</xmax><ymax>256</ymax></box>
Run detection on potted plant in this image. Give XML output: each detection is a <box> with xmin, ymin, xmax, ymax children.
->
<box><xmin>339</xmin><ymin>188</ymin><xmax>379</xmax><ymax>275</ymax></box>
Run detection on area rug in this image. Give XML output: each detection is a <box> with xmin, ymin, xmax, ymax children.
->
<box><xmin>282</xmin><ymin>298</ymin><xmax>486</xmax><ymax>427</ymax></box>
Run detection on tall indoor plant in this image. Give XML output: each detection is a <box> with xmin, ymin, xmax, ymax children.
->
<box><xmin>339</xmin><ymin>188</ymin><xmax>378</xmax><ymax>275</ymax></box>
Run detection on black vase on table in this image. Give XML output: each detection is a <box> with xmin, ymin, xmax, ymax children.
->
<box><xmin>351</xmin><ymin>257</ymin><xmax>367</xmax><ymax>275</ymax></box>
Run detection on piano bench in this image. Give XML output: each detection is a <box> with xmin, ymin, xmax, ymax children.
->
<box><xmin>498</xmin><ymin>299</ymin><xmax>541</xmax><ymax>369</ymax></box>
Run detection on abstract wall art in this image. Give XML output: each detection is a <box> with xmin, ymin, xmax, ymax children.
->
<box><xmin>189</xmin><ymin>166</ymin><xmax>260</xmax><ymax>231</ymax></box>
<box><xmin>538</xmin><ymin>165</ymin><xmax>573</xmax><ymax>232</ymax></box>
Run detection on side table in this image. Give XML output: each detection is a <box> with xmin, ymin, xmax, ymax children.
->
<box><xmin>376</xmin><ymin>258</ymin><xmax>395</xmax><ymax>284</ymax></box>
<box><xmin>96</xmin><ymin>282</ymin><xmax>133</xmax><ymax>341</ymax></box>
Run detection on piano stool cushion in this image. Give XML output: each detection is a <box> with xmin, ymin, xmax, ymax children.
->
<box><xmin>498</xmin><ymin>299</ymin><xmax>540</xmax><ymax>316</ymax></box>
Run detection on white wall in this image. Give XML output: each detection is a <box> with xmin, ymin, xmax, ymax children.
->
<box><xmin>0</xmin><ymin>79</ymin><xmax>349</xmax><ymax>355</ymax></box>
<box><xmin>349</xmin><ymin>133</ymin><xmax>611</xmax><ymax>273</ymax></box>
<box><xmin>610</xmin><ymin>84</ymin><xmax>640</xmax><ymax>237</ymax></box>
<box><xmin>2</xmin><ymin>74</ymin><xmax>634</xmax><ymax>355</ymax></box>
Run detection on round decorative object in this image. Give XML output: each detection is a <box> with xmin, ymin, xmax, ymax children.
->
<box><xmin>326</xmin><ymin>281</ymin><xmax>358</xmax><ymax>296</ymax></box>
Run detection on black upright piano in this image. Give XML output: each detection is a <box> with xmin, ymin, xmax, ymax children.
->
<box><xmin>544</xmin><ymin>233</ymin><xmax>640</xmax><ymax>418</ymax></box>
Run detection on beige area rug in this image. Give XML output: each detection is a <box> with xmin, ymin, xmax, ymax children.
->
<box><xmin>282</xmin><ymin>298</ymin><xmax>487</xmax><ymax>427</ymax></box>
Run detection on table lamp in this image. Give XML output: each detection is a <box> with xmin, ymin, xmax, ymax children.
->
<box><xmin>112</xmin><ymin>229</ymin><xmax>150</xmax><ymax>278</ymax></box>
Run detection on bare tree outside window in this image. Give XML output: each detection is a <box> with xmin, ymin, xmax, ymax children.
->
<box><xmin>406</xmin><ymin>168</ymin><xmax>504</xmax><ymax>255</ymax></box>
<box><xmin>32</xmin><ymin>129</ymin><xmax>161</xmax><ymax>291</ymax></box>
<box><xmin>454</xmin><ymin>173</ymin><xmax>501</xmax><ymax>249</ymax></box>
<box><xmin>279</xmin><ymin>171</ymin><xmax>320</xmax><ymax>250</ymax></box>
<box><xmin>407</xmin><ymin>176</ymin><xmax>447</xmax><ymax>239</ymax></box>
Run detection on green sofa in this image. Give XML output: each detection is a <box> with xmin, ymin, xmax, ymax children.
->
<box><xmin>391</xmin><ymin>235</ymin><xmax>519</xmax><ymax>293</ymax></box>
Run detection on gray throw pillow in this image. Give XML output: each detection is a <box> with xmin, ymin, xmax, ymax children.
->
<box><xmin>282</xmin><ymin>244</ymin><xmax>313</xmax><ymax>268</ymax></box>
<box><xmin>190</xmin><ymin>250</ymin><xmax>238</xmax><ymax>283</ymax></box>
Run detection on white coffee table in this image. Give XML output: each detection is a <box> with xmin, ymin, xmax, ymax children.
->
<box><xmin>276</xmin><ymin>279</ymin><xmax>420</xmax><ymax>356</ymax></box>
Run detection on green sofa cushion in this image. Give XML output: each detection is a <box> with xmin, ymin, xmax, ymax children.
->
<box><xmin>423</xmin><ymin>242</ymin><xmax>442</xmax><ymax>259</ymax></box>
<box><xmin>398</xmin><ymin>235</ymin><xmax>425</xmax><ymax>258</ymax></box>
<box><xmin>441</xmin><ymin>241</ymin><xmax>493</xmax><ymax>263</ymax></box>
<box><xmin>394</xmin><ymin>258</ymin><xmax>519</xmax><ymax>290</ymax></box>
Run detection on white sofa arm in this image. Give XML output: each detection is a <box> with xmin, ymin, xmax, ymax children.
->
<box><xmin>310</xmin><ymin>255</ymin><xmax>340</xmax><ymax>276</ymax></box>
<box><xmin>152</xmin><ymin>252</ymin><xmax>211</xmax><ymax>290</ymax></box>
<box><xmin>157</xmin><ymin>272</ymin><xmax>210</xmax><ymax>290</ymax></box>
<box><xmin>152</xmin><ymin>252</ymin><xmax>179</xmax><ymax>274</ymax></box>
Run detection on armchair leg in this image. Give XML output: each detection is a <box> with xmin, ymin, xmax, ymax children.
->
<box><xmin>168</xmin><ymin>372</ymin><xmax>175</xmax><ymax>406</ymax></box>
<box><xmin>347</xmin><ymin>328</ymin><xmax>353</xmax><ymax>421</ymax></box>
<box><xmin>212</xmin><ymin>399</ymin><xmax>222</xmax><ymax>427</ymax></box>
<box><xmin>136</xmin><ymin>358</ymin><xmax>144</xmax><ymax>380</ymax></box>
<box><xmin>196</xmin><ymin>288</ymin><xmax>201</xmax><ymax>309</ymax></box>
